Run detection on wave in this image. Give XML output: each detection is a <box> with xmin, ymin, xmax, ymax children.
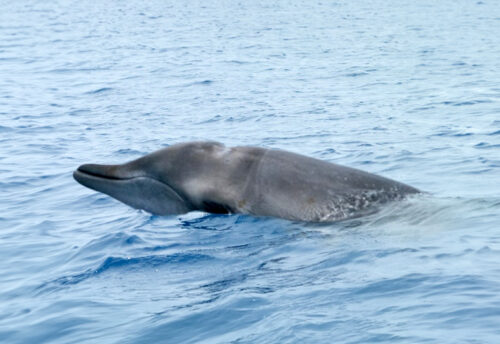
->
<box><xmin>36</xmin><ymin>252</ymin><xmax>214</xmax><ymax>294</ymax></box>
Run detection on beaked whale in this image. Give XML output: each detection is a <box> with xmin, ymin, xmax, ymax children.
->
<box><xmin>73</xmin><ymin>141</ymin><xmax>419</xmax><ymax>222</ymax></box>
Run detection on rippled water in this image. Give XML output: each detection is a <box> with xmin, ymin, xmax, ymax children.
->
<box><xmin>1</xmin><ymin>0</ymin><xmax>500</xmax><ymax>343</ymax></box>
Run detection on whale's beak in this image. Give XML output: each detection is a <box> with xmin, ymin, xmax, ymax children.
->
<box><xmin>73</xmin><ymin>163</ymin><xmax>143</xmax><ymax>194</ymax></box>
<box><xmin>74</xmin><ymin>164</ymin><xmax>127</xmax><ymax>181</ymax></box>
<box><xmin>73</xmin><ymin>162</ymin><xmax>191</xmax><ymax>215</ymax></box>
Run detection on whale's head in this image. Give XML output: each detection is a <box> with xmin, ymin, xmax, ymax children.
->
<box><xmin>73</xmin><ymin>142</ymin><xmax>226</xmax><ymax>215</ymax></box>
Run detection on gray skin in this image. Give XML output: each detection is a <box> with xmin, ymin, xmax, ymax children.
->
<box><xmin>73</xmin><ymin>141</ymin><xmax>420</xmax><ymax>222</ymax></box>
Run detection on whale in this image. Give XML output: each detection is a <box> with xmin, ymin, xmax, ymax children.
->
<box><xmin>73</xmin><ymin>141</ymin><xmax>420</xmax><ymax>222</ymax></box>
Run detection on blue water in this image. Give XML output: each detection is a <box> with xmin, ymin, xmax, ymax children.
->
<box><xmin>1</xmin><ymin>0</ymin><xmax>500</xmax><ymax>343</ymax></box>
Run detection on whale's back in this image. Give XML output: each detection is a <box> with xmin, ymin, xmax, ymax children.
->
<box><xmin>243</xmin><ymin>149</ymin><xmax>419</xmax><ymax>222</ymax></box>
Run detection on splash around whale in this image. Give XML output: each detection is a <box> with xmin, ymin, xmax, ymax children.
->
<box><xmin>73</xmin><ymin>141</ymin><xmax>420</xmax><ymax>222</ymax></box>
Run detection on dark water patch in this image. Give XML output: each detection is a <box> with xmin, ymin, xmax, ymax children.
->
<box><xmin>438</xmin><ymin>99</ymin><xmax>493</xmax><ymax>106</ymax></box>
<box><xmin>68</xmin><ymin>108</ymin><xmax>91</xmax><ymax>116</ymax></box>
<box><xmin>474</xmin><ymin>142</ymin><xmax>500</xmax><ymax>149</ymax></box>
<box><xmin>410</xmin><ymin>105</ymin><xmax>436</xmax><ymax>112</ymax></box>
<box><xmin>344</xmin><ymin>72</ymin><xmax>369</xmax><ymax>77</ymax></box>
<box><xmin>85</xmin><ymin>87</ymin><xmax>113</xmax><ymax>95</ymax></box>
<box><xmin>198</xmin><ymin>114</ymin><xmax>223</xmax><ymax>124</ymax></box>
<box><xmin>47</xmin><ymin>67</ymin><xmax>110</xmax><ymax>74</ymax></box>
<box><xmin>463</xmin><ymin>168</ymin><xmax>493</xmax><ymax>174</ymax></box>
<box><xmin>430</xmin><ymin>129</ymin><xmax>475</xmax><ymax>138</ymax></box>
<box><xmin>96</xmin><ymin>253</ymin><xmax>212</xmax><ymax>271</ymax></box>
<box><xmin>315</xmin><ymin>147</ymin><xmax>337</xmax><ymax>157</ymax></box>
<box><xmin>140</xmin><ymin>243</ymin><xmax>184</xmax><ymax>252</ymax></box>
<box><xmin>225</xmin><ymin>60</ymin><xmax>252</xmax><ymax>64</ymax></box>
<box><xmin>375</xmin><ymin>248</ymin><xmax>419</xmax><ymax>258</ymax></box>
<box><xmin>15</xmin><ymin>125</ymin><xmax>55</xmax><ymax>134</ymax></box>
<box><xmin>201</xmin><ymin>272</ymin><xmax>250</xmax><ymax>293</ymax></box>
<box><xmin>453</xmin><ymin>100</ymin><xmax>492</xmax><ymax>106</ymax></box>
<box><xmin>185</xmin><ymin>80</ymin><xmax>213</xmax><ymax>87</ymax></box>
<box><xmin>197</xmin><ymin>80</ymin><xmax>213</xmax><ymax>85</ymax></box>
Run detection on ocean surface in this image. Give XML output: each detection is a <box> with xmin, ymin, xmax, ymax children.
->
<box><xmin>1</xmin><ymin>0</ymin><xmax>500</xmax><ymax>343</ymax></box>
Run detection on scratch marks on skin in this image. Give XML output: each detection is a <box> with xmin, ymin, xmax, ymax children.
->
<box><xmin>317</xmin><ymin>187</ymin><xmax>406</xmax><ymax>222</ymax></box>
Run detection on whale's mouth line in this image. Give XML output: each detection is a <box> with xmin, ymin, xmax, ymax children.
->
<box><xmin>74</xmin><ymin>166</ymin><xmax>177</xmax><ymax>193</ymax></box>
<box><xmin>75</xmin><ymin>166</ymin><xmax>135</xmax><ymax>181</ymax></box>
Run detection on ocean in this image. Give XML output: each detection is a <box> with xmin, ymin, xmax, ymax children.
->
<box><xmin>1</xmin><ymin>0</ymin><xmax>499</xmax><ymax>343</ymax></box>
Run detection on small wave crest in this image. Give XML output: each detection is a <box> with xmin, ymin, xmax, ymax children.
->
<box><xmin>36</xmin><ymin>252</ymin><xmax>214</xmax><ymax>294</ymax></box>
<box><xmin>84</xmin><ymin>87</ymin><xmax>113</xmax><ymax>95</ymax></box>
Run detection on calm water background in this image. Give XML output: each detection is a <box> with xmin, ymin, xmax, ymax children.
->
<box><xmin>1</xmin><ymin>0</ymin><xmax>500</xmax><ymax>343</ymax></box>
